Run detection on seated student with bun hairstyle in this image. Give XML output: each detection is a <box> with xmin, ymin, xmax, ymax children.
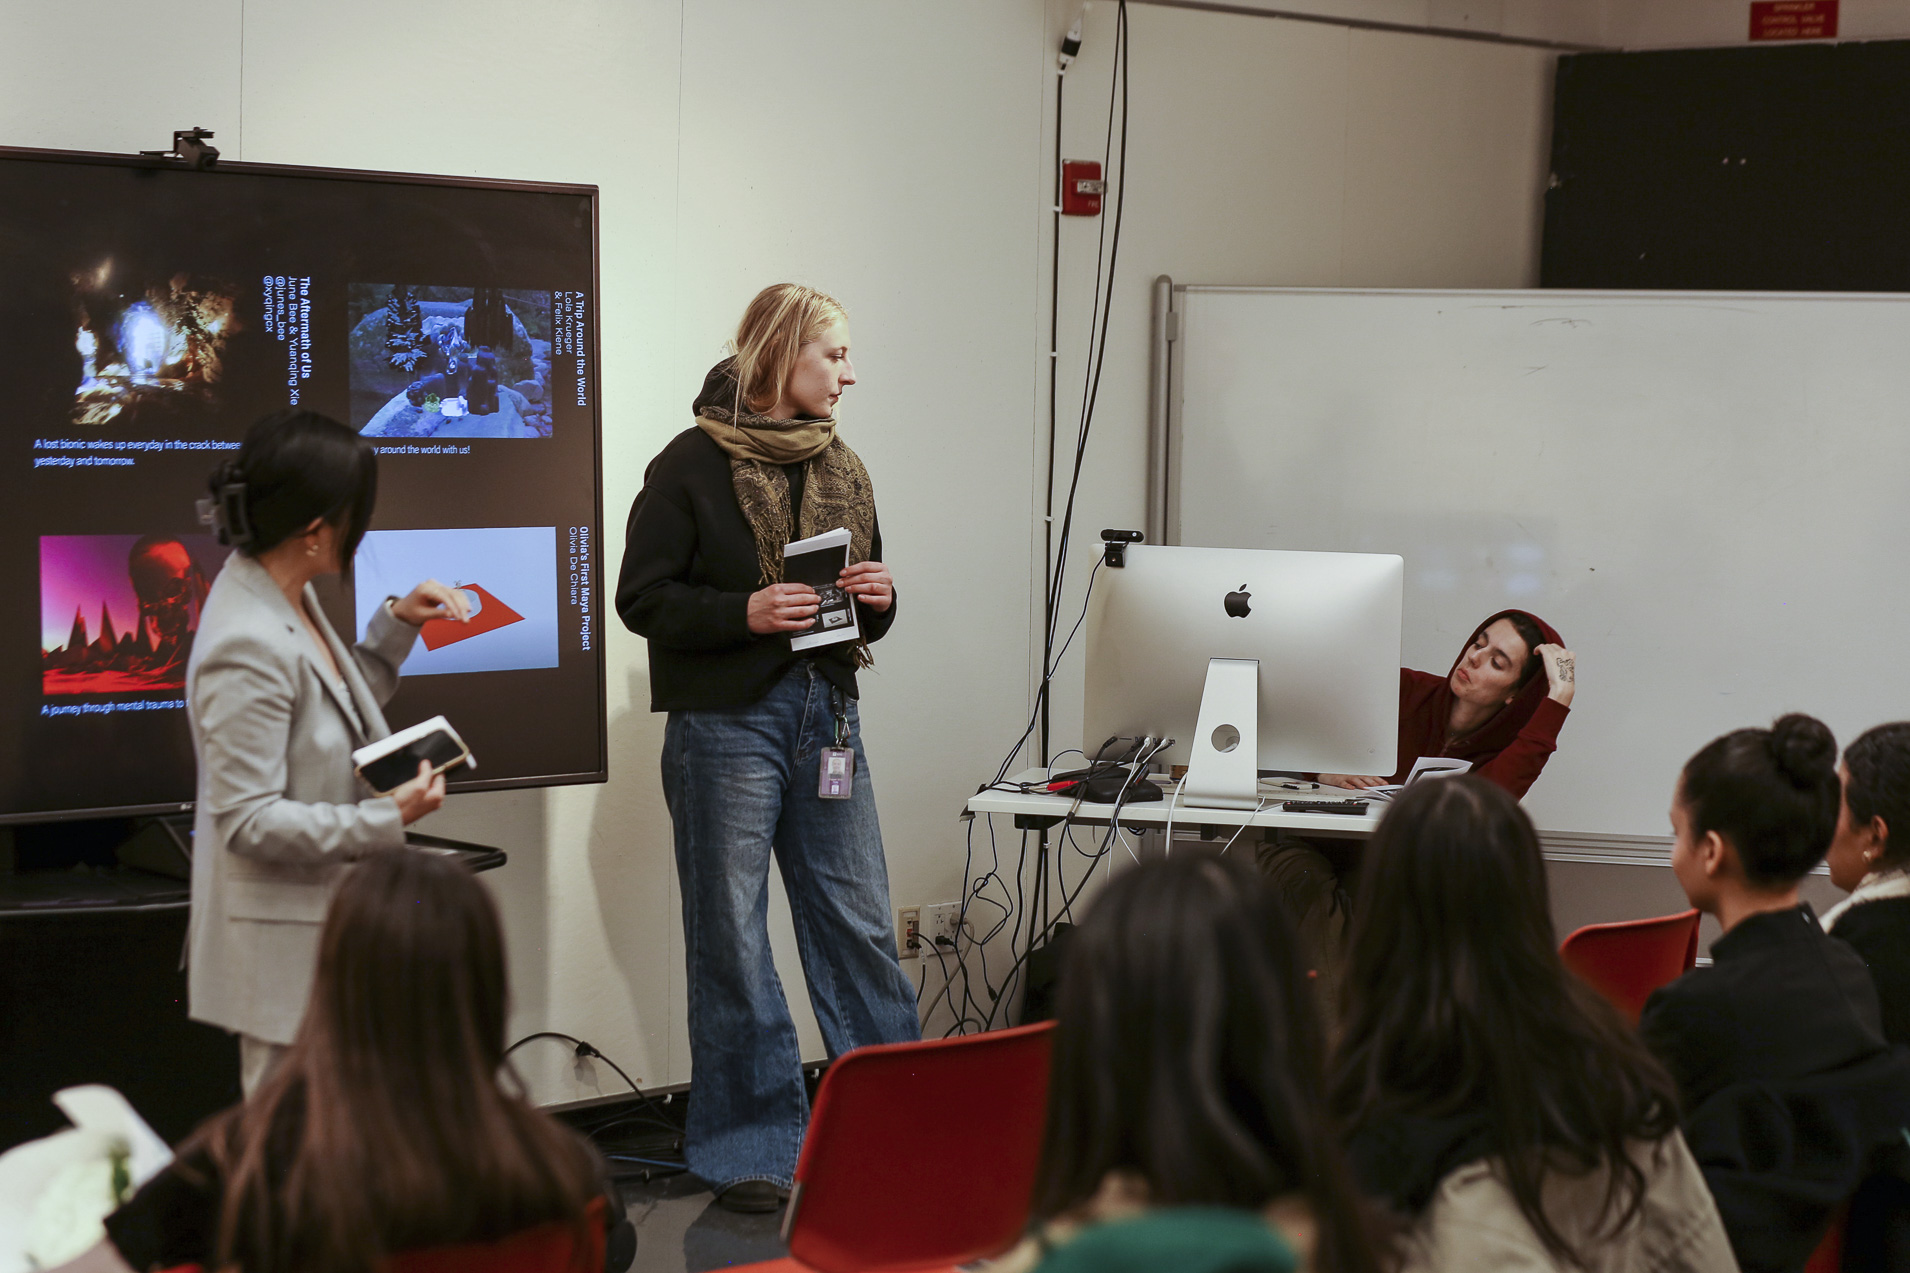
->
<box><xmin>1642</xmin><ymin>714</ymin><xmax>1910</xmax><ymax>1273</ymax></box>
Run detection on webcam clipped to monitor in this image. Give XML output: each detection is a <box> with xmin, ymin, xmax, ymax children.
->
<box><xmin>1083</xmin><ymin>544</ymin><xmax>1402</xmax><ymax>809</ymax></box>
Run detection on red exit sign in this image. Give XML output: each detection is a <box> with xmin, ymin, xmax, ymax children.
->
<box><xmin>1750</xmin><ymin>0</ymin><xmax>1838</xmax><ymax>40</ymax></box>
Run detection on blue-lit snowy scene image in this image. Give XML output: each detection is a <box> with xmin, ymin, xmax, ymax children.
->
<box><xmin>69</xmin><ymin>261</ymin><xmax>239</xmax><ymax>427</ymax></box>
<box><xmin>348</xmin><ymin>284</ymin><xmax>553</xmax><ymax>439</ymax></box>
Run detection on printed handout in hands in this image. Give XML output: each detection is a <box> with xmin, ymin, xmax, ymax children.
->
<box><xmin>784</xmin><ymin>527</ymin><xmax>860</xmax><ymax>652</ymax></box>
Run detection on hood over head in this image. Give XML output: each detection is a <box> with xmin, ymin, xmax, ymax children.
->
<box><xmin>1443</xmin><ymin>609</ymin><xmax>1563</xmax><ymax>754</ymax></box>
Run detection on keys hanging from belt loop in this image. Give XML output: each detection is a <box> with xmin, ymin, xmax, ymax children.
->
<box><xmin>831</xmin><ymin>688</ymin><xmax>851</xmax><ymax>749</ymax></box>
<box><xmin>820</xmin><ymin>688</ymin><xmax>855</xmax><ymax>799</ymax></box>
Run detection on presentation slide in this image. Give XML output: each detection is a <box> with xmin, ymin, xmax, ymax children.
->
<box><xmin>353</xmin><ymin>527</ymin><xmax>560</xmax><ymax>677</ymax></box>
<box><xmin>0</xmin><ymin>146</ymin><xmax>605</xmax><ymax>821</ymax></box>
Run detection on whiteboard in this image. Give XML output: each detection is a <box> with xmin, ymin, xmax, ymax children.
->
<box><xmin>1167</xmin><ymin>287</ymin><xmax>1910</xmax><ymax>837</ymax></box>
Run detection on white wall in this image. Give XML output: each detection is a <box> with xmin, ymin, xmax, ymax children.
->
<box><xmin>4</xmin><ymin>0</ymin><xmax>1046</xmax><ymax>1101</ymax></box>
<box><xmin>1036</xmin><ymin>0</ymin><xmax>1556</xmax><ymax>776</ymax></box>
<box><xmin>4</xmin><ymin>0</ymin><xmax>1556</xmax><ymax>1102</ymax></box>
<box><xmin>1135</xmin><ymin>0</ymin><xmax>1604</xmax><ymax>47</ymax></box>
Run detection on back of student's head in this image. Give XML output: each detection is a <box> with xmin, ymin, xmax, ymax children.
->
<box><xmin>1681</xmin><ymin>712</ymin><xmax>1839</xmax><ymax>887</ymax></box>
<box><xmin>206</xmin><ymin>850</ymin><xmax>597</xmax><ymax>1272</ymax></box>
<box><xmin>1334</xmin><ymin>777</ymin><xmax>1677</xmax><ymax>1263</ymax></box>
<box><xmin>1844</xmin><ymin>722</ymin><xmax>1910</xmax><ymax>869</ymax></box>
<box><xmin>1035</xmin><ymin>852</ymin><xmax>1386</xmax><ymax>1273</ymax></box>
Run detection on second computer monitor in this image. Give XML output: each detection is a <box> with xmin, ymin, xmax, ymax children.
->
<box><xmin>1083</xmin><ymin>544</ymin><xmax>1403</xmax><ymax>776</ymax></box>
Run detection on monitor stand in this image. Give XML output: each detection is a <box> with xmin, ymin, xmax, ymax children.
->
<box><xmin>1181</xmin><ymin>657</ymin><xmax>1261</xmax><ymax>811</ymax></box>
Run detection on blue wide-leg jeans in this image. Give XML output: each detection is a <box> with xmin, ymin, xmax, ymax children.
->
<box><xmin>661</xmin><ymin>661</ymin><xmax>920</xmax><ymax>1191</ymax></box>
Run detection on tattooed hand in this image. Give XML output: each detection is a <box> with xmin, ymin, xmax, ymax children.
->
<box><xmin>1537</xmin><ymin>643</ymin><xmax>1576</xmax><ymax>707</ymax></box>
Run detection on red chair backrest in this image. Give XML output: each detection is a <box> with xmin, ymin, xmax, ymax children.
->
<box><xmin>783</xmin><ymin>1022</ymin><xmax>1055</xmax><ymax>1273</ymax></box>
<box><xmin>1804</xmin><ymin>1201</ymin><xmax>1849</xmax><ymax>1273</ymax></box>
<box><xmin>1559</xmin><ymin>909</ymin><xmax>1702</xmax><ymax>1026</ymax></box>
<box><xmin>156</xmin><ymin>1197</ymin><xmax>605</xmax><ymax>1273</ymax></box>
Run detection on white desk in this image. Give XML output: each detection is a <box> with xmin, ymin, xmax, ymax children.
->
<box><xmin>966</xmin><ymin>768</ymin><xmax>1383</xmax><ymax>839</ymax></box>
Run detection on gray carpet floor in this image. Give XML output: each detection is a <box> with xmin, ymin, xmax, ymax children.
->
<box><xmin>620</xmin><ymin>1173</ymin><xmax>788</xmax><ymax>1272</ymax></box>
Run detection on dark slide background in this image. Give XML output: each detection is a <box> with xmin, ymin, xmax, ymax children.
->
<box><xmin>0</xmin><ymin>151</ymin><xmax>605</xmax><ymax>821</ymax></box>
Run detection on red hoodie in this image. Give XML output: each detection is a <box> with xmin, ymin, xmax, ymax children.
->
<box><xmin>1389</xmin><ymin>609</ymin><xmax>1569</xmax><ymax>799</ymax></box>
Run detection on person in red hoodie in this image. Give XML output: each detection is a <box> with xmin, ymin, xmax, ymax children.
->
<box><xmin>1265</xmin><ymin>611</ymin><xmax>1575</xmax><ymax>1021</ymax></box>
<box><xmin>1320</xmin><ymin>609</ymin><xmax>1576</xmax><ymax>800</ymax></box>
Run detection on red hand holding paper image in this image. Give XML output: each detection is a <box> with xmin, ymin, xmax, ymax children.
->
<box><xmin>419</xmin><ymin>583</ymin><xmax>525</xmax><ymax>651</ymax></box>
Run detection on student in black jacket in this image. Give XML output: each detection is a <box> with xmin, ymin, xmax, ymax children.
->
<box><xmin>1823</xmin><ymin>722</ymin><xmax>1910</xmax><ymax>1268</ymax></box>
<box><xmin>1825</xmin><ymin>721</ymin><xmax>1910</xmax><ymax>1045</ymax></box>
<box><xmin>1641</xmin><ymin>714</ymin><xmax>1910</xmax><ymax>1273</ymax></box>
<box><xmin>615</xmin><ymin>284</ymin><xmax>917</xmax><ymax>1213</ymax></box>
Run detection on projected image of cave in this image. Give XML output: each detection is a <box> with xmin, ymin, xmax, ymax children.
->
<box><xmin>69</xmin><ymin>262</ymin><xmax>239</xmax><ymax>427</ymax></box>
<box><xmin>348</xmin><ymin>284</ymin><xmax>553</xmax><ymax>440</ymax></box>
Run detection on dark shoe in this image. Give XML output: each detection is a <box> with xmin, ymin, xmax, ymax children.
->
<box><xmin>715</xmin><ymin>1180</ymin><xmax>783</xmax><ymax>1213</ymax></box>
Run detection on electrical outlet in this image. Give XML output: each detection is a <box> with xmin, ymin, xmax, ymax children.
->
<box><xmin>923</xmin><ymin>903</ymin><xmax>961</xmax><ymax>952</ymax></box>
<box><xmin>897</xmin><ymin>906</ymin><xmax>921</xmax><ymax>958</ymax></box>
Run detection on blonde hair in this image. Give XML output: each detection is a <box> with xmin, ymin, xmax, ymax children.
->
<box><xmin>731</xmin><ymin>284</ymin><xmax>849</xmax><ymax>413</ymax></box>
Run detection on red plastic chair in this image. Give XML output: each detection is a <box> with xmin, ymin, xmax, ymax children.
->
<box><xmin>157</xmin><ymin>1197</ymin><xmax>606</xmax><ymax>1273</ymax></box>
<box><xmin>1559</xmin><ymin>909</ymin><xmax>1701</xmax><ymax>1026</ymax></box>
<box><xmin>1804</xmin><ymin>1201</ymin><xmax>1848</xmax><ymax>1273</ymax></box>
<box><xmin>735</xmin><ymin>1021</ymin><xmax>1056</xmax><ymax>1273</ymax></box>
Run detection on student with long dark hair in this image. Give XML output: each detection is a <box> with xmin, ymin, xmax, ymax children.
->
<box><xmin>62</xmin><ymin>849</ymin><xmax>626</xmax><ymax>1273</ymax></box>
<box><xmin>1335</xmin><ymin>777</ymin><xmax>1733</xmax><ymax>1272</ymax></box>
<box><xmin>1644</xmin><ymin>714</ymin><xmax>1910</xmax><ymax>1273</ymax></box>
<box><xmin>187</xmin><ymin>409</ymin><xmax>471</xmax><ymax>1092</ymax></box>
<box><xmin>1006</xmin><ymin>853</ymin><xmax>1389</xmax><ymax>1273</ymax></box>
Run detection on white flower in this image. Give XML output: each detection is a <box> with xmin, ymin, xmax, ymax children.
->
<box><xmin>23</xmin><ymin>1143</ymin><xmax>128</xmax><ymax>1270</ymax></box>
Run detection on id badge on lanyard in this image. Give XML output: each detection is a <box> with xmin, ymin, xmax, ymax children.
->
<box><xmin>819</xmin><ymin>690</ymin><xmax>854</xmax><ymax>800</ymax></box>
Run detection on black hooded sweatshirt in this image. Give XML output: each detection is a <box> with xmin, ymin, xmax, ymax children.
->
<box><xmin>615</xmin><ymin>364</ymin><xmax>895</xmax><ymax>711</ymax></box>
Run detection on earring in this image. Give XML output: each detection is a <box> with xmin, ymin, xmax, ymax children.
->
<box><xmin>307</xmin><ymin>542</ymin><xmax>318</xmax><ymax>556</ymax></box>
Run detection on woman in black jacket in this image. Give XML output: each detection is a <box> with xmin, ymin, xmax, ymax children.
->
<box><xmin>615</xmin><ymin>284</ymin><xmax>917</xmax><ymax>1213</ymax></box>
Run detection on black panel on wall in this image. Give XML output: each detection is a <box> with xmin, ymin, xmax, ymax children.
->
<box><xmin>1543</xmin><ymin>40</ymin><xmax>1910</xmax><ymax>290</ymax></box>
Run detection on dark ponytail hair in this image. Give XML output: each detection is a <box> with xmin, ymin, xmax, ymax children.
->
<box><xmin>1680</xmin><ymin>713</ymin><xmax>1839</xmax><ymax>887</ymax></box>
<box><xmin>1034</xmin><ymin>853</ymin><xmax>1390</xmax><ymax>1273</ymax></box>
<box><xmin>1334</xmin><ymin>777</ymin><xmax>1678</xmax><ymax>1266</ymax></box>
<box><xmin>1843</xmin><ymin>722</ymin><xmax>1910</xmax><ymax>870</ymax></box>
<box><xmin>208</xmin><ymin>410</ymin><xmax>377</xmax><ymax>566</ymax></box>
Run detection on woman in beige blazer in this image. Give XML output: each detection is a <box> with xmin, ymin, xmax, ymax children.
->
<box><xmin>186</xmin><ymin>409</ymin><xmax>469</xmax><ymax>1092</ymax></box>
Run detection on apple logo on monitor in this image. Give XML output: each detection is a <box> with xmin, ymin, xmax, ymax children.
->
<box><xmin>1224</xmin><ymin>585</ymin><xmax>1251</xmax><ymax>618</ymax></box>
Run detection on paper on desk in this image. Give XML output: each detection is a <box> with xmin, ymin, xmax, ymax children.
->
<box><xmin>1364</xmin><ymin>756</ymin><xmax>1472</xmax><ymax>800</ymax></box>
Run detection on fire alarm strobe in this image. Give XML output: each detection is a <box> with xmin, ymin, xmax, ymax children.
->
<box><xmin>1062</xmin><ymin>160</ymin><xmax>1105</xmax><ymax>216</ymax></box>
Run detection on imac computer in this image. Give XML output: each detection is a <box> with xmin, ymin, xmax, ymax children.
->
<box><xmin>1082</xmin><ymin>543</ymin><xmax>1402</xmax><ymax>810</ymax></box>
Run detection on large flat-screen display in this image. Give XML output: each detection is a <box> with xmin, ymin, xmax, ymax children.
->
<box><xmin>0</xmin><ymin>145</ymin><xmax>606</xmax><ymax>822</ymax></box>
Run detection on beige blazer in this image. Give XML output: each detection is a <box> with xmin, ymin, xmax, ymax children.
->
<box><xmin>185</xmin><ymin>552</ymin><xmax>419</xmax><ymax>1044</ymax></box>
<box><xmin>1400</xmin><ymin>1132</ymin><xmax>1739</xmax><ymax>1273</ymax></box>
